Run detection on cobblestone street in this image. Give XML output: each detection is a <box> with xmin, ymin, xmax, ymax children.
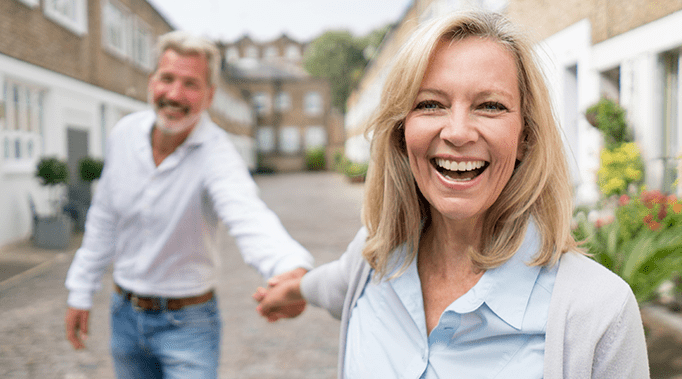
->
<box><xmin>0</xmin><ymin>172</ymin><xmax>363</xmax><ymax>379</ymax></box>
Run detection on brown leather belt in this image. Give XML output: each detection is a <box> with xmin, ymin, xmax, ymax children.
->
<box><xmin>115</xmin><ymin>284</ymin><xmax>214</xmax><ymax>311</ymax></box>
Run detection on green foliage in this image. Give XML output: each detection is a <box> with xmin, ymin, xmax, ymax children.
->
<box><xmin>35</xmin><ymin>157</ymin><xmax>69</xmax><ymax>186</ymax></box>
<box><xmin>78</xmin><ymin>156</ymin><xmax>104</xmax><ymax>182</ymax></box>
<box><xmin>357</xmin><ymin>24</ymin><xmax>392</xmax><ymax>60</ymax></box>
<box><xmin>343</xmin><ymin>161</ymin><xmax>368</xmax><ymax>181</ymax></box>
<box><xmin>333</xmin><ymin>153</ymin><xmax>368</xmax><ymax>182</ymax></box>
<box><xmin>304</xmin><ymin>30</ymin><xmax>366</xmax><ymax>112</ymax></box>
<box><xmin>305</xmin><ymin>148</ymin><xmax>326</xmax><ymax>171</ymax></box>
<box><xmin>586</xmin><ymin>97</ymin><xmax>632</xmax><ymax>149</ymax></box>
<box><xmin>586</xmin><ymin>98</ymin><xmax>644</xmax><ymax>197</ymax></box>
<box><xmin>598</xmin><ymin>142</ymin><xmax>644</xmax><ymax>196</ymax></box>
<box><xmin>304</xmin><ymin>23</ymin><xmax>392</xmax><ymax>113</ymax></box>
<box><xmin>573</xmin><ymin>190</ymin><xmax>682</xmax><ymax>302</ymax></box>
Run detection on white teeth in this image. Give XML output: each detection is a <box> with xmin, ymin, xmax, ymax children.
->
<box><xmin>435</xmin><ymin>159</ymin><xmax>485</xmax><ymax>172</ymax></box>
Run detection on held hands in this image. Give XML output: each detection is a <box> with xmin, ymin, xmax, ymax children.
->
<box><xmin>253</xmin><ymin>267</ymin><xmax>307</xmax><ymax>322</ymax></box>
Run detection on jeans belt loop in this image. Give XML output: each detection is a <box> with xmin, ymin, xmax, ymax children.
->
<box><xmin>130</xmin><ymin>293</ymin><xmax>143</xmax><ymax>312</ymax></box>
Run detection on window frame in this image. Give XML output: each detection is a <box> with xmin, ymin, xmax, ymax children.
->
<box><xmin>1</xmin><ymin>79</ymin><xmax>45</xmax><ymax>173</ymax></box>
<box><xmin>43</xmin><ymin>0</ymin><xmax>88</xmax><ymax>36</ymax></box>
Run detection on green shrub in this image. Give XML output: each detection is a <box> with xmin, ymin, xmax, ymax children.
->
<box><xmin>78</xmin><ymin>156</ymin><xmax>104</xmax><ymax>182</ymax></box>
<box><xmin>573</xmin><ymin>190</ymin><xmax>682</xmax><ymax>302</ymax></box>
<box><xmin>35</xmin><ymin>157</ymin><xmax>69</xmax><ymax>215</ymax></box>
<box><xmin>344</xmin><ymin>161</ymin><xmax>368</xmax><ymax>180</ymax></box>
<box><xmin>586</xmin><ymin>97</ymin><xmax>632</xmax><ymax>149</ymax></box>
<box><xmin>305</xmin><ymin>148</ymin><xmax>326</xmax><ymax>171</ymax></box>
<box><xmin>597</xmin><ymin>142</ymin><xmax>644</xmax><ymax>197</ymax></box>
<box><xmin>35</xmin><ymin>157</ymin><xmax>69</xmax><ymax>186</ymax></box>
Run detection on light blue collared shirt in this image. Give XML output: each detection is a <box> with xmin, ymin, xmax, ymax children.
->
<box><xmin>344</xmin><ymin>224</ymin><xmax>557</xmax><ymax>378</ymax></box>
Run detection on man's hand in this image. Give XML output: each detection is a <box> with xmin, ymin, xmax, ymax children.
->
<box><xmin>65</xmin><ymin>307</ymin><xmax>90</xmax><ymax>349</ymax></box>
<box><xmin>253</xmin><ymin>268</ymin><xmax>307</xmax><ymax>322</ymax></box>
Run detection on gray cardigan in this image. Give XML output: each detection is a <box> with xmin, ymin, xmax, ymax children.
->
<box><xmin>301</xmin><ymin>227</ymin><xmax>650</xmax><ymax>379</ymax></box>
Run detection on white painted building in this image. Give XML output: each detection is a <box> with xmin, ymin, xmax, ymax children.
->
<box><xmin>538</xmin><ymin>10</ymin><xmax>682</xmax><ymax>204</ymax></box>
<box><xmin>0</xmin><ymin>53</ymin><xmax>147</xmax><ymax>246</ymax></box>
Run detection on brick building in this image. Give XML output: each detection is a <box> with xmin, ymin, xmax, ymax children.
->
<box><xmin>219</xmin><ymin>35</ymin><xmax>344</xmax><ymax>172</ymax></box>
<box><xmin>0</xmin><ymin>0</ymin><xmax>254</xmax><ymax>247</ymax></box>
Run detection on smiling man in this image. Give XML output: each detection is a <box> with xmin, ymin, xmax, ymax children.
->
<box><xmin>64</xmin><ymin>31</ymin><xmax>313</xmax><ymax>379</ymax></box>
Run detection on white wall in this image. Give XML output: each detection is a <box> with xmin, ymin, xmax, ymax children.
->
<box><xmin>0</xmin><ymin>53</ymin><xmax>147</xmax><ymax>247</ymax></box>
<box><xmin>537</xmin><ymin>19</ymin><xmax>602</xmax><ymax>205</ymax></box>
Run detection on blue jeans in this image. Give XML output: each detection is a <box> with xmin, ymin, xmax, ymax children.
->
<box><xmin>110</xmin><ymin>291</ymin><xmax>221</xmax><ymax>379</ymax></box>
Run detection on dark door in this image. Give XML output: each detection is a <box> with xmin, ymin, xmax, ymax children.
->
<box><xmin>67</xmin><ymin>128</ymin><xmax>90</xmax><ymax>231</ymax></box>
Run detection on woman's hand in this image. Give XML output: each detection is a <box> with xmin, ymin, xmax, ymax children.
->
<box><xmin>253</xmin><ymin>268</ymin><xmax>307</xmax><ymax>322</ymax></box>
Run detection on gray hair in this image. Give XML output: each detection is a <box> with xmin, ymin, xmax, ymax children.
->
<box><xmin>155</xmin><ymin>31</ymin><xmax>220</xmax><ymax>87</ymax></box>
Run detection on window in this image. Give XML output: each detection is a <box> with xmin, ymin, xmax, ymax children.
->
<box><xmin>257</xmin><ymin>126</ymin><xmax>275</xmax><ymax>153</ymax></box>
<box><xmin>280</xmin><ymin>126</ymin><xmax>300</xmax><ymax>154</ymax></box>
<box><xmin>305</xmin><ymin>126</ymin><xmax>327</xmax><ymax>150</ymax></box>
<box><xmin>661</xmin><ymin>50</ymin><xmax>680</xmax><ymax>192</ymax></box>
<box><xmin>226</xmin><ymin>47</ymin><xmax>240</xmax><ymax>63</ymax></box>
<box><xmin>44</xmin><ymin>0</ymin><xmax>87</xmax><ymax>35</ymax></box>
<box><xmin>264</xmin><ymin>46</ymin><xmax>278</xmax><ymax>60</ymax></box>
<box><xmin>286</xmin><ymin>44</ymin><xmax>301</xmax><ymax>61</ymax></box>
<box><xmin>15</xmin><ymin>0</ymin><xmax>39</xmax><ymax>8</ymax></box>
<box><xmin>101</xmin><ymin>0</ymin><xmax>154</xmax><ymax>70</ymax></box>
<box><xmin>304</xmin><ymin>91</ymin><xmax>323</xmax><ymax>116</ymax></box>
<box><xmin>253</xmin><ymin>92</ymin><xmax>270</xmax><ymax>115</ymax></box>
<box><xmin>274</xmin><ymin>92</ymin><xmax>291</xmax><ymax>111</ymax></box>
<box><xmin>132</xmin><ymin>19</ymin><xmax>153</xmax><ymax>69</ymax></box>
<box><xmin>246</xmin><ymin>46</ymin><xmax>259</xmax><ymax>59</ymax></box>
<box><xmin>1</xmin><ymin>79</ymin><xmax>45</xmax><ymax>171</ymax></box>
<box><xmin>103</xmin><ymin>0</ymin><xmax>129</xmax><ymax>58</ymax></box>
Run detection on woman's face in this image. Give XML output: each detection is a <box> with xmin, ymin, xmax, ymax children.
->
<box><xmin>404</xmin><ymin>37</ymin><xmax>524</xmax><ymax>228</ymax></box>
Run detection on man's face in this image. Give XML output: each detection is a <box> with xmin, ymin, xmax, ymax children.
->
<box><xmin>148</xmin><ymin>49</ymin><xmax>214</xmax><ymax>134</ymax></box>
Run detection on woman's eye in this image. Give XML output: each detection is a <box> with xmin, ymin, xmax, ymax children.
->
<box><xmin>480</xmin><ymin>102</ymin><xmax>507</xmax><ymax>112</ymax></box>
<box><xmin>415</xmin><ymin>100</ymin><xmax>441</xmax><ymax>111</ymax></box>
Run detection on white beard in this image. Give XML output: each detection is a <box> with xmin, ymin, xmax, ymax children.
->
<box><xmin>154</xmin><ymin>111</ymin><xmax>201</xmax><ymax>135</ymax></box>
<box><xmin>149</xmin><ymin>91</ymin><xmax>202</xmax><ymax>135</ymax></box>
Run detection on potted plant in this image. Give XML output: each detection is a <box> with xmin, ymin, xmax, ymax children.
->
<box><xmin>33</xmin><ymin>156</ymin><xmax>72</xmax><ymax>249</ymax></box>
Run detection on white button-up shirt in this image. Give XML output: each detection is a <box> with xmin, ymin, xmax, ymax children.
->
<box><xmin>66</xmin><ymin>110</ymin><xmax>313</xmax><ymax>309</ymax></box>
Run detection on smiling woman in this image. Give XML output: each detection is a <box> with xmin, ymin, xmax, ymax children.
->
<box><xmin>404</xmin><ymin>37</ymin><xmax>524</xmax><ymax>240</ymax></box>
<box><xmin>255</xmin><ymin>10</ymin><xmax>650</xmax><ymax>379</ymax></box>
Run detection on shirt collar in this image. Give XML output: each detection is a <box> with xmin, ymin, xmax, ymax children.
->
<box><xmin>182</xmin><ymin>112</ymin><xmax>213</xmax><ymax>146</ymax></box>
<box><xmin>450</xmin><ymin>221</ymin><xmax>543</xmax><ymax>330</ymax></box>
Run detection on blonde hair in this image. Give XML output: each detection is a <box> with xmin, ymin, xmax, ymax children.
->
<box><xmin>362</xmin><ymin>10</ymin><xmax>578</xmax><ymax>278</ymax></box>
<box><xmin>155</xmin><ymin>31</ymin><xmax>220</xmax><ymax>87</ymax></box>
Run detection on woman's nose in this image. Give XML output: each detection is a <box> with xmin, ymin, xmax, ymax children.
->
<box><xmin>439</xmin><ymin>109</ymin><xmax>478</xmax><ymax>147</ymax></box>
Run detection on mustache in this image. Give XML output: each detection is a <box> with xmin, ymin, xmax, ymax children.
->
<box><xmin>156</xmin><ymin>98</ymin><xmax>190</xmax><ymax>112</ymax></box>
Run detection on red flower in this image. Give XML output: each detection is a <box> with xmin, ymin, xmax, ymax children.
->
<box><xmin>642</xmin><ymin>190</ymin><xmax>666</xmax><ymax>209</ymax></box>
<box><xmin>643</xmin><ymin>214</ymin><xmax>653</xmax><ymax>224</ymax></box>
<box><xmin>657</xmin><ymin>204</ymin><xmax>668</xmax><ymax>221</ymax></box>
<box><xmin>619</xmin><ymin>194</ymin><xmax>630</xmax><ymax>206</ymax></box>
<box><xmin>648</xmin><ymin>221</ymin><xmax>662</xmax><ymax>231</ymax></box>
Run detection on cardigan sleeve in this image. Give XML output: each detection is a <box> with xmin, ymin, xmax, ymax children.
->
<box><xmin>591</xmin><ymin>288</ymin><xmax>649</xmax><ymax>378</ymax></box>
<box><xmin>544</xmin><ymin>252</ymin><xmax>650</xmax><ymax>379</ymax></box>
<box><xmin>300</xmin><ymin>227</ymin><xmax>368</xmax><ymax>319</ymax></box>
